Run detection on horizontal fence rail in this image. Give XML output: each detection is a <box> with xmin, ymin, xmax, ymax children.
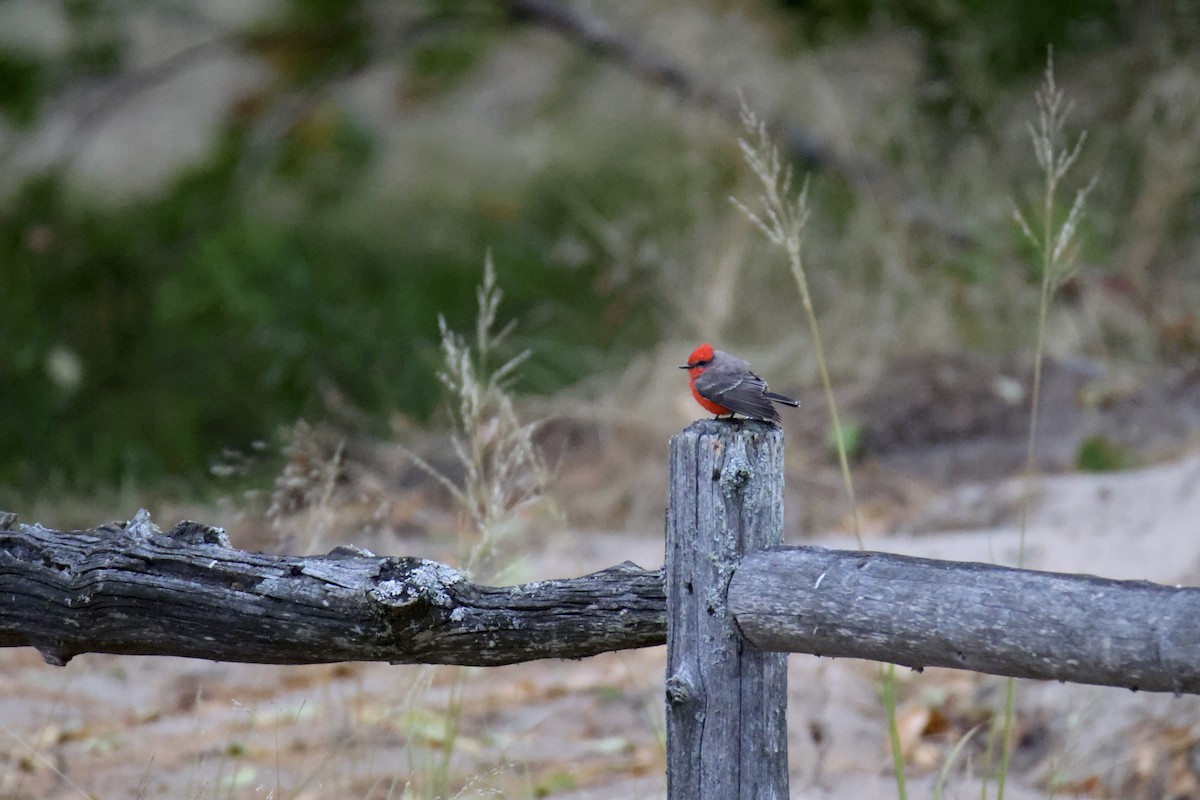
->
<box><xmin>3</xmin><ymin>506</ymin><xmax>1198</xmax><ymax>696</ymax></box>
<box><xmin>729</xmin><ymin>545</ymin><xmax>1200</xmax><ymax>695</ymax></box>
<box><xmin>0</xmin><ymin>510</ymin><xmax>665</xmax><ymax>667</ymax></box>
<box><xmin>2</xmin><ymin>506</ymin><xmax>1199</xmax><ymax>695</ymax></box>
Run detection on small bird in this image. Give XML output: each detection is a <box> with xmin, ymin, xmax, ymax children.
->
<box><xmin>680</xmin><ymin>343</ymin><xmax>800</xmax><ymax>423</ymax></box>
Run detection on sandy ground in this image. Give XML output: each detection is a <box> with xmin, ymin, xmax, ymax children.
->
<box><xmin>4</xmin><ymin>445</ymin><xmax>1200</xmax><ymax>799</ymax></box>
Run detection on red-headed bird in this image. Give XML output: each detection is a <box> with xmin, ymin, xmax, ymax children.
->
<box><xmin>681</xmin><ymin>343</ymin><xmax>800</xmax><ymax>423</ymax></box>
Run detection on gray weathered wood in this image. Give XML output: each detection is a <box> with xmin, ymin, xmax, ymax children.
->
<box><xmin>7</xmin><ymin>506</ymin><xmax>1200</xmax><ymax>694</ymax></box>
<box><xmin>666</xmin><ymin>420</ymin><xmax>789</xmax><ymax>800</ymax></box>
<box><xmin>729</xmin><ymin>546</ymin><xmax>1200</xmax><ymax>695</ymax></box>
<box><xmin>0</xmin><ymin>510</ymin><xmax>665</xmax><ymax>667</ymax></box>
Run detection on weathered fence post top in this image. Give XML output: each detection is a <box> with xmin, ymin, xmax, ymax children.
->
<box><xmin>675</xmin><ymin>417</ymin><xmax>781</xmax><ymax>443</ymax></box>
<box><xmin>666</xmin><ymin>418</ymin><xmax>789</xmax><ymax>800</ymax></box>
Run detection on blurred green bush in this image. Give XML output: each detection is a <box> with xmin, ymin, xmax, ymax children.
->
<box><xmin>0</xmin><ymin>116</ymin><xmax>676</xmax><ymax>490</ymax></box>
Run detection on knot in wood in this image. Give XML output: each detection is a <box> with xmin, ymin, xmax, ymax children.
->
<box><xmin>665</xmin><ymin>671</ymin><xmax>697</xmax><ymax>707</ymax></box>
<box><xmin>718</xmin><ymin>437</ymin><xmax>754</xmax><ymax>497</ymax></box>
<box><xmin>371</xmin><ymin>559</ymin><xmax>465</xmax><ymax>611</ymax></box>
<box><xmin>168</xmin><ymin>521</ymin><xmax>232</xmax><ymax>548</ymax></box>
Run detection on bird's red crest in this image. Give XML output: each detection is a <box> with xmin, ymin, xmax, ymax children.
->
<box><xmin>687</xmin><ymin>343</ymin><xmax>716</xmax><ymax>367</ymax></box>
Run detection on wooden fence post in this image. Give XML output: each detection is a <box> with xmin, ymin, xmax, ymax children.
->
<box><xmin>666</xmin><ymin>419</ymin><xmax>789</xmax><ymax>799</ymax></box>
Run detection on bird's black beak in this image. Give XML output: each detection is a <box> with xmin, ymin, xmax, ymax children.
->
<box><xmin>679</xmin><ymin>364</ymin><xmax>691</xmax><ymax>369</ymax></box>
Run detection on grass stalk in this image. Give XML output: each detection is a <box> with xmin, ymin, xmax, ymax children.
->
<box><xmin>732</xmin><ymin>106</ymin><xmax>864</xmax><ymax>552</ymax></box>
<box><xmin>996</xmin><ymin>49</ymin><xmax>1094</xmax><ymax>800</ymax></box>
<box><xmin>877</xmin><ymin>663</ymin><xmax>909</xmax><ymax>799</ymax></box>
<box><xmin>1</xmin><ymin>723</ymin><xmax>94</xmax><ymax>800</ymax></box>
<box><xmin>733</xmin><ymin>104</ymin><xmax>904</xmax><ymax>797</ymax></box>
<box><xmin>396</xmin><ymin>253</ymin><xmax>550</xmax><ymax>798</ymax></box>
<box><xmin>934</xmin><ymin>726</ymin><xmax>982</xmax><ymax>800</ymax></box>
<box><xmin>401</xmin><ymin>253</ymin><xmax>546</xmax><ymax>581</ymax></box>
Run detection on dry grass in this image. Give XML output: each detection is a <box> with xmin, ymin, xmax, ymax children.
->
<box><xmin>996</xmin><ymin>51</ymin><xmax>1094</xmax><ymax>800</ymax></box>
<box><xmin>388</xmin><ymin>256</ymin><xmax>556</xmax><ymax>800</ymax></box>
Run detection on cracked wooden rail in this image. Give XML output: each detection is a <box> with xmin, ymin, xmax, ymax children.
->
<box><xmin>0</xmin><ymin>510</ymin><xmax>666</xmax><ymax>667</ymax></box>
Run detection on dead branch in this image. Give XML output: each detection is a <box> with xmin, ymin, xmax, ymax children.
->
<box><xmin>0</xmin><ymin>510</ymin><xmax>665</xmax><ymax>667</ymax></box>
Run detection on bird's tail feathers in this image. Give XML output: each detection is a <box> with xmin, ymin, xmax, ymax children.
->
<box><xmin>764</xmin><ymin>391</ymin><xmax>800</xmax><ymax>407</ymax></box>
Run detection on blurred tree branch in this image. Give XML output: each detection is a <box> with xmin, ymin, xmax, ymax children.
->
<box><xmin>502</xmin><ymin>0</ymin><xmax>975</xmax><ymax>248</ymax></box>
<box><xmin>17</xmin><ymin>0</ymin><xmax>973</xmax><ymax>247</ymax></box>
<box><xmin>55</xmin><ymin>36</ymin><xmax>230</xmax><ymax>170</ymax></box>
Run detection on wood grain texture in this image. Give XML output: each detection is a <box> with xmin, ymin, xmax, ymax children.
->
<box><xmin>729</xmin><ymin>546</ymin><xmax>1200</xmax><ymax>694</ymax></box>
<box><xmin>0</xmin><ymin>510</ymin><xmax>665</xmax><ymax>667</ymax></box>
<box><xmin>665</xmin><ymin>420</ymin><xmax>789</xmax><ymax>800</ymax></box>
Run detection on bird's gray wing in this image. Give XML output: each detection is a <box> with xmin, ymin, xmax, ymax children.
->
<box><xmin>695</xmin><ymin>369</ymin><xmax>780</xmax><ymax>421</ymax></box>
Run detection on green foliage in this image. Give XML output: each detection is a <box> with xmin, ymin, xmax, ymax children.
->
<box><xmin>0</xmin><ymin>49</ymin><xmax>46</xmax><ymax>127</ymax></box>
<box><xmin>243</xmin><ymin>0</ymin><xmax>371</xmax><ymax>86</ymax></box>
<box><xmin>0</xmin><ymin>0</ymin><xmax>130</xmax><ymax>127</ymax></box>
<box><xmin>274</xmin><ymin>107</ymin><xmax>376</xmax><ymax>205</ymax></box>
<box><xmin>62</xmin><ymin>7</ymin><xmax>125</xmax><ymax>76</ymax></box>
<box><xmin>826</xmin><ymin>420</ymin><xmax>865</xmax><ymax>464</ymax></box>
<box><xmin>1076</xmin><ymin>435</ymin><xmax>1130</xmax><ymax>472</ymax></box>
<box><xmin>405</xmin><ymin>25</ymin><xmax>497</xmax><ymax>99</ymax></box>
<box><xmin>0</xmin><ymin>103</ymin><xmax>684</xmax><ymax>491</ymax></box>
<box><xmin>776</xmin><ymin>0</ymin><xmax>1122</xmax><ymax>126</ymax></box>
<box><xmin>286</xmin><ymin>0</ymin><xmax>364</xmax><ymax>24</ymax></box>
<box><xmin>535</xmin><ymin>771</ymin><xmax>577</xmax><ymax>796</ymax></box>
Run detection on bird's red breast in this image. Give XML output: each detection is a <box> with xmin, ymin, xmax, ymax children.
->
<box><xmin>689</xmin><ymin>380</ymin><xmax>735</xmax><ymax>416</ymax></box>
